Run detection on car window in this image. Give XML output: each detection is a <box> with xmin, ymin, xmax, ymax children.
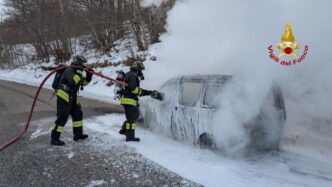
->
<box><xmin>203</xmin><ymin>84</ymin><xmax>223</xmax><ymax>108</ymax></box>
<box><xmin>180</xmin><ymin>82</ymin><xmax>203</xmax><ymax>106</ymax></box>
<box><xmin>161</xmin><ymin>83</ymin><xmax>177</xmax><ymax>101</ymax></box>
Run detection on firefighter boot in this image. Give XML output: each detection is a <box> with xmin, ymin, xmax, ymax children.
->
<box><xmin>51</xmin><ymin>130</ymin><xmax>65</xmax><ymax>146</ymax></box>
<box><xmin>126</xmin><ymin>130</ymin><xmax>140</xmax><ymax>142</ymax></box>
<box><xmin>119</xmin><ymin>121</ymin><xmax>126</xmax><ymax>135</ymax></box>
<box><xmin>73</xmin><ymin>127</ymin><xmax>88</xmax><ymax>141</ymax></box>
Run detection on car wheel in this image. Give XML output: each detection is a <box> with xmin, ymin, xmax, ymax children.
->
<box><xmin>248</xmin><ymin>84</ymin><xmax>286</xmax><ymax>151</ymax></box>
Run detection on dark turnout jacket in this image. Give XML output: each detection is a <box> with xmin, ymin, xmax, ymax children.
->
<box><xmin>120</xmin><ymin>70</ymin><xmax>151</xmax><ymax>107</ymax></box>
<box><xmin>56</xmin><ymin>67</ymin><xmax>91</xmax><ymax>102</ymax></box>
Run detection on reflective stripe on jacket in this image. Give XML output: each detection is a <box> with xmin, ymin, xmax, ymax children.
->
<box><xmin>120</xmin><ymin>70</ymin><xmax>152</xmax><ymax>106</ymax></box>
<box><xmin>120</xmin><ymin>71</ymin><xmax>140</xmax><ymax>106</ymax></box>
<box><xmin>56</xmin><ymin>89</ymin><xmax>70</xmax><ymax>102</ymax></box>
<box><xmin>56</xmin><ymin>67</ymin><xmax>90</xmax><ymax>102</ymax></box>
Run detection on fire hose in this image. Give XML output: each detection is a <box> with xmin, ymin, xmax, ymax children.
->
<box><xmin>0</xmin><ymin>65</ymin><xmax>127</xmax><ymax>151</ymax></box>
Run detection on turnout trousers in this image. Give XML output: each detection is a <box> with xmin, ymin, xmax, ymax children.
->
<box><xmin>51</xmin><ymin>97</ymin><xmax>84</xmax><ymax>141</ymax></box>
<box><xmin>120</xmin><ymin>105</ymin><xmax>139</xmax><ymax>140</ymax></box>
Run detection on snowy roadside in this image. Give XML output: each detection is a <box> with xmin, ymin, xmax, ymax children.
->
<box><xmin>83</xmin><ymin>114</ymin><xmax>332</xmax><ymax>187</ymax></box>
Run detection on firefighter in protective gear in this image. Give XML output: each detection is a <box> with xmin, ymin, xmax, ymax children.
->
<box><xmin>50</xmin><ymin>55</ymin><xmax>93</xmax><ymax>146</ymax></box>
<box><xmin>119</xmin><ymin>61</ymin><xmax>153</xmax><ymax>141</ymax></box>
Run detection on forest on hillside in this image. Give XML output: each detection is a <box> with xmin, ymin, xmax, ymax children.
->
<box><xmin>0</xmin><ymin>0</ymin><xmax>175</xmax><ymax>67</ymax></box>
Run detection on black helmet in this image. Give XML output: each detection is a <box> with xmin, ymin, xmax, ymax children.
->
<box><xmin>132</xmin><ymin>61</ymin><xmax>145</xmax><ymax>71</ymax></box>
<box><xmin>73</xmin><ymin>55</ymin><xmax>87</xmax><ymax>64</ymax></box>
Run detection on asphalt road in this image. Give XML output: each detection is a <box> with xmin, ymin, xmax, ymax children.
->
<box><xmin>0</xmin><ymin>80</ymin><xmax>200</xmax><ymax>187</ymax></box>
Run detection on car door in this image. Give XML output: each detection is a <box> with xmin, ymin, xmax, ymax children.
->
<box><xmin>171</xmin><ymin>79</ymin><xmax>204</xmax><ymax>144</ymax></box>
<box><xmin>196</xmin><ymin>83</ymin><xmax>224</xmax><ymax>146</ymax></box>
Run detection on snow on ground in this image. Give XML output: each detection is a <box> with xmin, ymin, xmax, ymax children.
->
<box><xmin>30</xmin><ymin>128</ymin><xmax>48</xmax><ymax>140</ymax></box>
<box><xmin>82</xmin><ymin>114</ymin><xmax>332</xmax><ymax>187</ymax></box>
<box><xmin>67</xmin><ymin>152</ymin><xmax>75</xmax><ymax>159</ymax></box>
<box><xmin>28</xmin><ymin>114</ymin><xmax>332</xmax><ymax>186</ymax></box>
<box><xmin>85</xmin><ymin>180</ymin><xmax>106</xmax><ymax>187</ymax></box>
<box><xmin>29</xmin><ymin>118</ymin><xmax>54</xmax><ymax>140</ymax></box>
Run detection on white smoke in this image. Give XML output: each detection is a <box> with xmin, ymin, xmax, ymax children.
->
<box><xmin>143</xmin><ymin>0</ymin><xmax>332</xmax><ymax>156</ymax></box>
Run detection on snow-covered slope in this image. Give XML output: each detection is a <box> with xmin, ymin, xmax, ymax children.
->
<box><xmin>0</xmin><ymin>36</ymin><xmax>158</xmax><ymax>103</ymax></box>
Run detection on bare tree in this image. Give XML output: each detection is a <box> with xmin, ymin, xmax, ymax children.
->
<box><xmin>0</xmin><ymin>0</ymin><xmax>176</xmax><ymax>67</ymax></box>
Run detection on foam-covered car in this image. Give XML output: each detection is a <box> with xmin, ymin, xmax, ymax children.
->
<box><xmin>140</xmin><ymin>75</ymin><xmax>286</xmax><ymax>151</ymax></box>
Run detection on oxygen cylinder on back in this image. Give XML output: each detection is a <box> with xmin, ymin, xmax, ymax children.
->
<box><xmin>113</xmin><ymin>70</ymin><xmax>125</xmax><ymax>100</ymax></box>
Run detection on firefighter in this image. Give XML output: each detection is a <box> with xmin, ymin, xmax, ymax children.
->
<box><xmin>50</xmin><ymin>55</ymin><xmax>93</xmax><ymax>146</ymax></box>
<box><xmin>119</xmin><ymin>61</ymin><xmax>154</xmax><ymax>141</ymax></box>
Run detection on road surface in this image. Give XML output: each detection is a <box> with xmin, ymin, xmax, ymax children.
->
<box><xmin>0</xmin><ymin>80</ymin><xmax>199</xmax><ymax>187</ymax></box>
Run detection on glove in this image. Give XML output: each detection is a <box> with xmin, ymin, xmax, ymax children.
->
<box><xmin>151</xmin><ymin>90</ymin><xmax>165</xmax><ymax>101</ymax></box>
